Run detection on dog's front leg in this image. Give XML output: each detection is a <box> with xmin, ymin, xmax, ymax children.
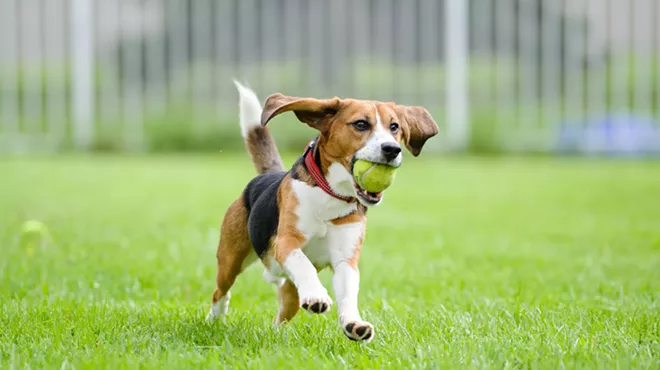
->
<box><xmin>328</xmin><ymin>221</ymin><xmax>374</xmax><ymax>342</ymax></box>
<box><xmin>332</xmin><ymin>261</ymin><xmax>374</xmax><ymax>342</ymax></box>
<box><xmin>274</xmin><ymin>235</ymin><xmax>333</xmax><ymax>314</ymax></box>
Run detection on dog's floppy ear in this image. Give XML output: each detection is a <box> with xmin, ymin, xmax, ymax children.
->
<box><xmin>394</xmin><ymin>105</ymin><xmax>439</xmax><ymax>156</ymax></box>
<box><xmin>261</xmin><ymin>93</ymin><xmax>341</xmax><ymax>132</ymax></box>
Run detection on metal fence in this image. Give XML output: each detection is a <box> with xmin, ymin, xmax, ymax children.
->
<box><xmin>1</xmin><ymin>0</ymin><xmax>659</xmax><ymax>154</ymax></box>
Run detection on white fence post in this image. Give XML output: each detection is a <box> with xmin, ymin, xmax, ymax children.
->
<box><xmin>0</xmin><ymin>0</ymin><xmax>19</xmax><ymax>138</ymax></box>
<box><xmin>445</xmin><ymin>0</ymin><xmax>469</xmax><ymax>150</ymax></box>
<box><xmin>71</xmin><ymin>0</ymin><xmax>94</xmax><ymax>149</ymax></box>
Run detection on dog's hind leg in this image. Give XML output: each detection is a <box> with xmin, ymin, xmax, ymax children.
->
<box><xmin>274</xmin><ymin>279</ymin><xmax>300</xmax><ymax>324</ymax></box>
<box><xmin>207</xmin><ymin>197</ymin><xmax>255</xmax><ymax>322</ymax></box>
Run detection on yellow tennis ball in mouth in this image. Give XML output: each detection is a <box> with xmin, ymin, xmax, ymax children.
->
<box><xmin>352</xmin><ymin>159</ymin><xmax>398</xmax><ymax>193</ymax></box>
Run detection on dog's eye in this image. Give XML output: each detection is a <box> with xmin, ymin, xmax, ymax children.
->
<box><xmin>351</xmin><ymin>120</ymin><xmax>370</xmax><ymax>132</ymax></box>
<box><xmin>390</xmin><ymin>123</ymin><xmax>399</xmax><ymax>133</ymax></box>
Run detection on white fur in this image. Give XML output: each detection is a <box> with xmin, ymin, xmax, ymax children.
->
<box><xmin>283</xmin><ymin>249</ymin><xmax>332</xmax><ymax>308</ymax></box>
<box><xmin>265</xmin><ymin>198</ymin><xmax>365</xmax><ymax>320</ymax></box>
<box><xmin>355</xmin><ymin>104</ymin><xmax>402</xmax><ymax>167</ymax></box>
<box><xmin>327</xmin><ymin>221</ymin><xmax>373</xmax><ymax>342</ymax></box>
<box><xmin>325</xmin><ymin>162</ymin><xmax>357</xmax><ymax>198</ymax></box>
<box><xmin>234</xmin><ymin>80</ymin><xmax>262</xmax><ymax>137</ymax></box>
<box><xmin>263</xmin><ymin>268</ymin><xmax>285</xmax><ymax>286</ymax></box>
<box><xmin>327</xmin><ymin>221</ymin><xmax>364</xmax><ymax>267</ymax></box>
<box><xmin>263</xmin><ymin>172</ymin><xmax>363</xmax><ymax>309</ymax></box>
<box><xmin>206</xmin><ymin>291</ymin><xmax>231</xmax><ymax>322</ymax></box>
<box><xmin>264</xmin><ymin>175</ymin><xmax>357</xmax><ymax>278</ymax></box>
<box><xmin>292</xmin><ymin>169</ymin><xmax>358</xmax><ymax>230</ymax></box>
<box><xmin>374</xmin><ymin>104</ymin><xmax>383</xmax><ymax>126</ymax></box>
<box><xmin>333</xmin><ymin>262</ymin><xmax>361</xmax><ymax>322</ymax></box>
<box><xmin>327</xmin><ymin>221</ymin><xmax>365</xmax><ymax>323</ymax></box>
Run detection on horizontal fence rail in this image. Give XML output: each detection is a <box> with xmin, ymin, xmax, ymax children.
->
<box><xmin>0</xmin><ymin>0</ymin><xmax>659</xmax><ymax>155</ymax></box>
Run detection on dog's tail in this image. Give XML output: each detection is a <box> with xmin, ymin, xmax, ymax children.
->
<box><xmin>233</xmin><ymin>80</ymin><xmax>285</xmax><ymax>175</ymax></box>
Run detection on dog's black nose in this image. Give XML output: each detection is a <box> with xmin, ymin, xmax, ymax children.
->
<box><xmin>381</xmin><ymin>143</ymin><xmax>402</xmax><ymax>161</ymax></box>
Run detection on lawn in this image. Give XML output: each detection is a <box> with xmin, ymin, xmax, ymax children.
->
<box><xmin>1</xmin><ymin>154</ymin><xmax>659</xmax><ymax>369</ymax></box>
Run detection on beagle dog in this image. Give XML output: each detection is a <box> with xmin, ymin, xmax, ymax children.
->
<box><xmin>206</xmin><ymin>81</ymin><xmax>438</xmax><ymax>342</ymax></box>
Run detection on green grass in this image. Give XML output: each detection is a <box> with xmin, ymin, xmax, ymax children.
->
<box><xmin>1</xmin><ymin>154</ymin><xmax>659</xmax><ymax>369</ymax></box>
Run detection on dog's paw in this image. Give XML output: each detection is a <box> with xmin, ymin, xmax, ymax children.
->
<box><xmin>343</xmin><ymin>320</ymin><xmax>374</xmax><ymax>342</ymax></box>
<box><xmin>299</xmin><ymin>291</ymin><xmax>333</xmax><ymax>314</ymax></box>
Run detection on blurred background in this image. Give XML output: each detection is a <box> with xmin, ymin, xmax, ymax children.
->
<box><xmin>1</xmin><ymin>0</ymin><xmax>660</xmax><ymax>156</ymax></box>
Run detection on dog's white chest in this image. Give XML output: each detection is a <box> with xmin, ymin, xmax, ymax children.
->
<box><xmin>302</xmin><ymin>236</ymin><xmax>332</xmax><ymax>267</ymax></box>
<box><xmin>289</xmin><ymin>178</ymin><xmax>362</xmax><ymax>267</ymax></box>
<box><xmin>298</xmin><ymin>221</ymin><xmax>364</xmax><ymax>268</ymax></box>
<box><xmin>292</xmin><ymin>196</ymin><xmax>351</xmax><ymax>267</ymax></box>
<box><xmin>290</xmin><ymin>179</ymin><xmax>357</xmax><ymax>234</ymax></box>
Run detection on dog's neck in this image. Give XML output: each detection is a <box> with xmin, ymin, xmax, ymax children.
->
<box><xmin>313</xmin><ymin>136</ymin><xmax>349</xmax><ymax>176</ymax></box>
<box><xmin>308</xmin><ymin>138</ymin><xmax>355</xmax><ymax>198</ymax></box>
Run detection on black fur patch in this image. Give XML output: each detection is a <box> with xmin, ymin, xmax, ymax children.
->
<box><xmin>243</xmin><ymin>171</ymin><xmax>287</xmax><ymax>257</ymax></box>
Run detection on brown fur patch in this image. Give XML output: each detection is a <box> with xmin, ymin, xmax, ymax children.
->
<box><xmin>261</xmin><ymin>94</ymin><xmax>341</xmax><ymax>129</ymax></box>
<box><xmin>313</xmin><ymin>100</ymin><xmax>402</xmax><ymax>177</ymax></box>
<box><xmin>212</xmin><ymin>195</ymin><xmax>253</xmax><ymax>303</ymax></box>
<box><xmin>275</xmin><ymin>279</ymin><xmax>300</xmax><ymax>324</ymax></box>
<box><xmin>331</xmin><ymin>210</ymin><xmax>365</xmax><ymax>226</ymax></box>
<box><xmin>391</xmin><ymin>104</ymin><xmax>439</xmax><ymax>157</ymax></box>
<box><xmin>273</xmin><ymin>176</ymin><xmax>307</xmax><ymax>265</ymax></box>
<box><xmin>245</xmin><ymin>126</ymin><xmax>285</xmax><ymax>174</ymax></box>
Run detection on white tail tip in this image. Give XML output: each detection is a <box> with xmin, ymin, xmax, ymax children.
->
<box><xmin>234</xmin><ymin>80</ymin><xmax>262</xmax><ymax>138</ymax></box>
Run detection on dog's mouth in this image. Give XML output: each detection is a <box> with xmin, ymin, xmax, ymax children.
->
<box><xmin>349</xmin><ymin>157</ymin><xmax>383</xmax><ymax>206</ymax></box>
<box><xmin>352</xmin><ymin>181</ymin><xmax>383</xmax><ymax>205</ymax></box>
<box><xmin>349</xmin><ymin>156</ymin><xmax>386</xmax><ymax>206</ymax></box>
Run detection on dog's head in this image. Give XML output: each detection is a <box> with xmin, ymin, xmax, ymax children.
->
<box><xmin>261</xmin><ymin>94</ymin><xmax>438</xmax><ymax>207</ymax></box>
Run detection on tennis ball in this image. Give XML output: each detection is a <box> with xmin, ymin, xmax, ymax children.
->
<box><xmin>352</xmin><ymin>159</ymin><xmax>397</xmax><ymax>193</ymax></box>
<box><xmin>20</xmin><ymin>220</ymin><xmax>50</xmax><ymax>249</ymax></box>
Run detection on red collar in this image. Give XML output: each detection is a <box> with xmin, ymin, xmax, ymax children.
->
<box><xmin>303</xmin><ymin>140</ymin><xmax>356</xmax><ymax>204</ymax></box>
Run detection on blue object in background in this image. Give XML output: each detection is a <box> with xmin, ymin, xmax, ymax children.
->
<box><xmin>556</xmin><ymin>114</ymin><xmax>660</xmax><ymax>157</ymax></box>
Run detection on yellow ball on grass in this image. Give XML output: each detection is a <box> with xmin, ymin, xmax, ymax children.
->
<box><xmin>21</xmin><ymin>220</ymin><xmax>48</xmax><ymax>233</ymax></box>
<box><xmin>352</xmin><ymin>159</ymin><xmax>398</xmax><ymax>193</ymax></box>
<box><xmin>20</xmin><ymin>220</ymin><xmax>50</xmax><ymax>251</ymax></box>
